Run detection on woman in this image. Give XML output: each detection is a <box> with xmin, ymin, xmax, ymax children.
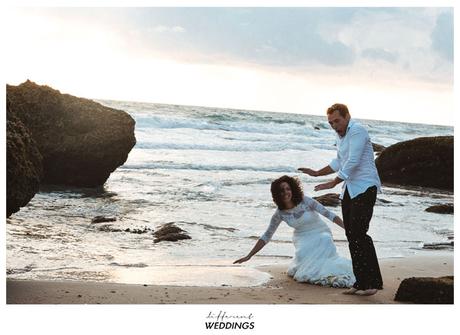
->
<box><xmin>234</xmin><ymin>175</ymin><xmax>355</xmax><ymax>288</ymax></box>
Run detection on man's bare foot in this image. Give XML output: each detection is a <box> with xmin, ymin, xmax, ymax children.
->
<box><xmin>342</xmin><ymin>288</ymin><xmax>359</xmax><ymax>295</ymax></box>
<box><xmin>355</xmin><ymin>289</ymin><xmax>378</xmax><ymax>296</ymax></box>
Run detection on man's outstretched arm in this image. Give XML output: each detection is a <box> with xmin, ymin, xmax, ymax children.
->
<box><xmin>298</xmin><ymin>165</ymin><xmax>335</xmax><ymax>177</ymax></box>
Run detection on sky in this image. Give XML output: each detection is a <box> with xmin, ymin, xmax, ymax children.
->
<box><xmin>4</xmin><ymin>6</ymin><xmax>454</xmax><ymax>125</ymax></box>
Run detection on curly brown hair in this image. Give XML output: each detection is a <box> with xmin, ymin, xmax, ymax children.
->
<box><xmin>270</xmin><ymin>175</ymin><xmax>304</xmax><ymax>210</ymax></box>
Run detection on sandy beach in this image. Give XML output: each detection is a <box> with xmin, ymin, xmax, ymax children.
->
<box><xmin>6</xmin><ymin>254</ymin><xmax>453</xmax><ymax>304</ymax></box>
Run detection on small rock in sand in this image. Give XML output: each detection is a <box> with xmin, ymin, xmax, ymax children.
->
<box><xmin>91</xmin><ymin>216</ymin><xmax>117</xmax><ymax>224</ymax></box>
<box><xmin>153</xmin><ymin>222</ymin><xmax>191</xmax><ymax>243</ymax></box>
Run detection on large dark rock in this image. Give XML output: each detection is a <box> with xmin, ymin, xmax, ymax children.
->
<box><xmin>153</xmin><ymin>222</ymin><xmax>191</xmax><ymax>243</ymax></box>
<box><xmin>425</xmin><ymin>204</ymin><xmax>453</xmax><ymax>214</ymax></box>
<box><xmin>6</xmin><ymin>80</ymin><xmax>136</xmax><ymax>187</ymax></box>
<box><xmin>394</xmin><ymin>276</ymin><xmax>453</xmax><ymax>304</ymax></box>
<box><xmin>6</xmin><ymin>100</ymin><xmax>43</xmax><ymax>217</ymax></box>
<box><xmin>375</xmin><ymin>136</ymin><xmax>453</xmax><ymax>191</ymax></box>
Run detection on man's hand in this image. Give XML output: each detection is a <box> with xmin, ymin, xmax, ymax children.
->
<box><xmin>314</xmin><ymin>180</ymin><xmax>337</xmax><ymax>191</ymax></box>
<box><xmin>298</xmin><ymin>168</ymin><xmax>318</xmax><ymax>176</ymax></box>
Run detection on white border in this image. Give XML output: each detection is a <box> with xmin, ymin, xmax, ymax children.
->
<box><xmin>1</xmin><ymin>1</ymin><xmax>458</xmax><ymax>335</ymax></box>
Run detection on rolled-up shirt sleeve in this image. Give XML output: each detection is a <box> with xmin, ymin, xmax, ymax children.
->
<box><xmin>337</xmin><ymin>127</ymin><xmax>367</xmax><ymax>181</ymax></box>
<box><xmin>260</xmin><ymin>210</ymin><xmax>282</xmax><ymax>244</ymax></box>
<box><xmin>329</xmin><ymin>158</ymin><xmax>341</xmax><ymax>172</ymax></box>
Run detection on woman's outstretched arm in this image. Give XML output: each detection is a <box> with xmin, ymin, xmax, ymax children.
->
<box><xmin>233</xmin><ymin>211</ymin><xmax>282</xmax><ymax>264</ymax></box>
<box><xmin>233</xmin><ymin>239</ymin><xmax>266</xmax><ymax>264</ymax></box>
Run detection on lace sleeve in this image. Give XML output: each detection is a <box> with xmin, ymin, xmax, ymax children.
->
<box><xmin>304</xmin><ymin>196</ymin><xmax>338</xmax><ymax>222</ymax></box>
<box><xmin>260</xmin><ymin>210</ymin><xmax>282</xmax><ymax>244</ymax></box>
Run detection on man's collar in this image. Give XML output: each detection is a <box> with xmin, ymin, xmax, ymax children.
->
<box><xmin>347</xmin><ymin>119</ymin><xmax>355</xmax><ymax>130</ymax></box>
<box><xmin>338</xmin><ymin>118</ymin><xmax>354</xmax><ymax>138</ymax></box>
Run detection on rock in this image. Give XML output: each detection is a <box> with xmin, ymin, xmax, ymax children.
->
<box><xmin>313</xmin><ymin>193</ymin><xmax>340</xmax><ymax>207</ymax></box>
<box><xmin>153</xmin><ymin>222</ymin><xmax>191</xmax><ymax>243</ymax></box>
<box><xmin>422</xmin><ymin>241</ymin><xmax>454</xmax><ymax>250</ymax></box>
<box><xmin>91</xmin><ymin>216</ymin><xmax>117</xmax><ymax>224</ymax></box>
<box><xmin>6</xmin><ymin>80</ymin><xmax>136</xmax><ymax>187</ymax></box>
<box><xmin>314</xmin><ymin>126</ymin><xmax>320</xmax><ymax>130</ymax></box>
<box><xmin>375</xmin><ymin>136</ymin><xmax>453</xmax><ymax>191</ymax></box>
<box><xmin>425</xmin><ymin>204</ymin><xmax>453</xmax><ymax>214</ymax></box>
<box><xmin>97</xmin><ymin>225</ymin><xmax>123</xmax><ymax>233</ymax></box>
<box><xmin>154</xmin><ymin>222</ymin><xmax>185</xmax><ymax>236</ymax></box>
<box><xmin>372</xmin><ymin>142</ymin><xmax>386</xmax><ymax>153</ymax></box>
<box><xmin>124</xmin><ymin>227</ymin><xmax>152</xmax><ymax>234</ymax></box>
<box><xmin>313</xmin><ymin>193</ymin><xmax>393</xmax><ymax>208</ymax></box>
<box><xmin>394</xmin><ymin>276</ymin><xmax>453</xmax><ymax>304</ymax></box>
<box><xmin>154</xmin><ymin>233</ymin><xmax>192</xmax><ymax>243</ymax></box>
<box><xmin>97</xmin><ymin>224</ymin><xmax>152</xmax><ymax>234</ymax></box>
<box><xmin>6</xmin><ymin>100</ymin><xmax>43</xmax><ymax>217</ymax></box>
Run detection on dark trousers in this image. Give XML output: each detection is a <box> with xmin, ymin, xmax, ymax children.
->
<box><xmin>342</xmin><ymin>186</ymin><xmax>383</xmax><ymax>290</ymax></box>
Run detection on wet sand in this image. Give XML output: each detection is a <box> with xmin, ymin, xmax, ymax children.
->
<box><xmin>6</xmin><ymin>254</ymin><xmax>453</xmax><ymax>304</ymax></box>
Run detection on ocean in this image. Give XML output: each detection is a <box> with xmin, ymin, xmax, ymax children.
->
<box><xmin>6</xmin><ymin>100</ymin><xmax>454</xmax><ymax>286</ymax></box>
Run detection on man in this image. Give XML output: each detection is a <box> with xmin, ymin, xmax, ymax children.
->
<box><xmin>298</xmin><ymin>103</ymin><xmax>383</xmax><ymax>296</ymax></box>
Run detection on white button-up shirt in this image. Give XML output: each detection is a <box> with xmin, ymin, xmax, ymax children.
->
<box><xmin>329</xmin><ymin>119</ymin><xmax>381</xmax><ymax>199</ymax></box>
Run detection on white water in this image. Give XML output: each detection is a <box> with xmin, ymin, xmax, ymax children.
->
<box><xmin>6</xmin><ymin>100</ymin><xmax>453</xmax><ymax>285</ymax></box>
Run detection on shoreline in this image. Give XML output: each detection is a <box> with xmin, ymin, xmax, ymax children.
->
<box><xmin>6</xmin><ymin>254</ymin><xmax>453</xmax><ymax>304</ymax></box>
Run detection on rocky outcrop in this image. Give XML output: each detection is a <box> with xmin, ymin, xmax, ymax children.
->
<box><xmin>6</xmin><ymin>100</ymin><xmax>43</xmax><ymax>217</ymax></box>
<box><xmin>6</xmin><ymin>80</ymin><xmax>136</xmax><ymax>187</ymax></box>
<box><xmin>375</xmin><ymin>136</ymin><xmax>453</xmax><ymax>191</ymax></box>
<box><xmin>153</xmin><ymin>222</ymin><xmax>191</xmax><ymax>243</ymax></box>
<box><xmin>313</xmin><ymin>193</ymin><xmax>340</xmax><ymax>207</ymax></box>
<box><xmin>372</xmin><ymin>142</ymin><xmax>386</xmax><ymax>154</ymax></box>
<box><xmin>425</xmin><ymin>204</ymin><xmax>453</xmax><ymax>214</ymax></box>
<box><xmin>394</xmin><ymin>276</ymin><xmax>453</xmax><ymax>304</ymax></box>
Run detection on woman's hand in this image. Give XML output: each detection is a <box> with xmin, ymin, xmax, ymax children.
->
<box><xmin>333</xmin><ymin>216</ymin><xmax>345</xmax><ymax>229</ymax></box>
<box><xmin>233</xmin><ymin>255</ymin><xmax>251</xmax><ymax>264</ymax></box>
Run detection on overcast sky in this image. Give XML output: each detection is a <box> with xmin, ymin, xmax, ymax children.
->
<box><xmin>5</xmin><ymin>7</ymin><xmax>454</xmax><ymax>125</ymax></box>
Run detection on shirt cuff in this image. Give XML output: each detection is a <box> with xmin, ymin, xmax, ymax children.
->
<box><xmin>337</xmin><ymin>170</ymin><xmax>349</xmax><ymax>180</ymax></box>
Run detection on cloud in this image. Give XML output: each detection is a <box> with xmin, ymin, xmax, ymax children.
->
<box><xmin>122</xmin><ymin>8</ymin><xmax>358</xmax><ymax>67</ymax></box>
<box><xmin>172</xmin><ymin>26</ymin><xmax>186</xmax><ymax>33</ymax></box>
<box><xmin>431</xmin><ymin>11</ymin><xmax>453</xmax><ymax>62</ymax></box>
<box><xmin>328</xmin><ymin>8</ymin><xmax>452</xmax><ymax>84</ymax></box>
<box><xmin>152</xmin><ymin>25</ymin><xmax>186</xmax><ymax>33</ymax></box>
<box><xmin>10</xmin><ymin>7</ymin><xmax>453</xmax><ymax>86</ymax></box>
<box><xmin>361</xmin><ymin>48</ymin><xmax>399</xmax><ymax>63</ymax></box>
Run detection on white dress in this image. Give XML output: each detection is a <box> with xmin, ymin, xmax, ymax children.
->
<box><xmin>260</xmin><ymin>196</ymin><xmax>355</xmax><ymax>288</ymax></box>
